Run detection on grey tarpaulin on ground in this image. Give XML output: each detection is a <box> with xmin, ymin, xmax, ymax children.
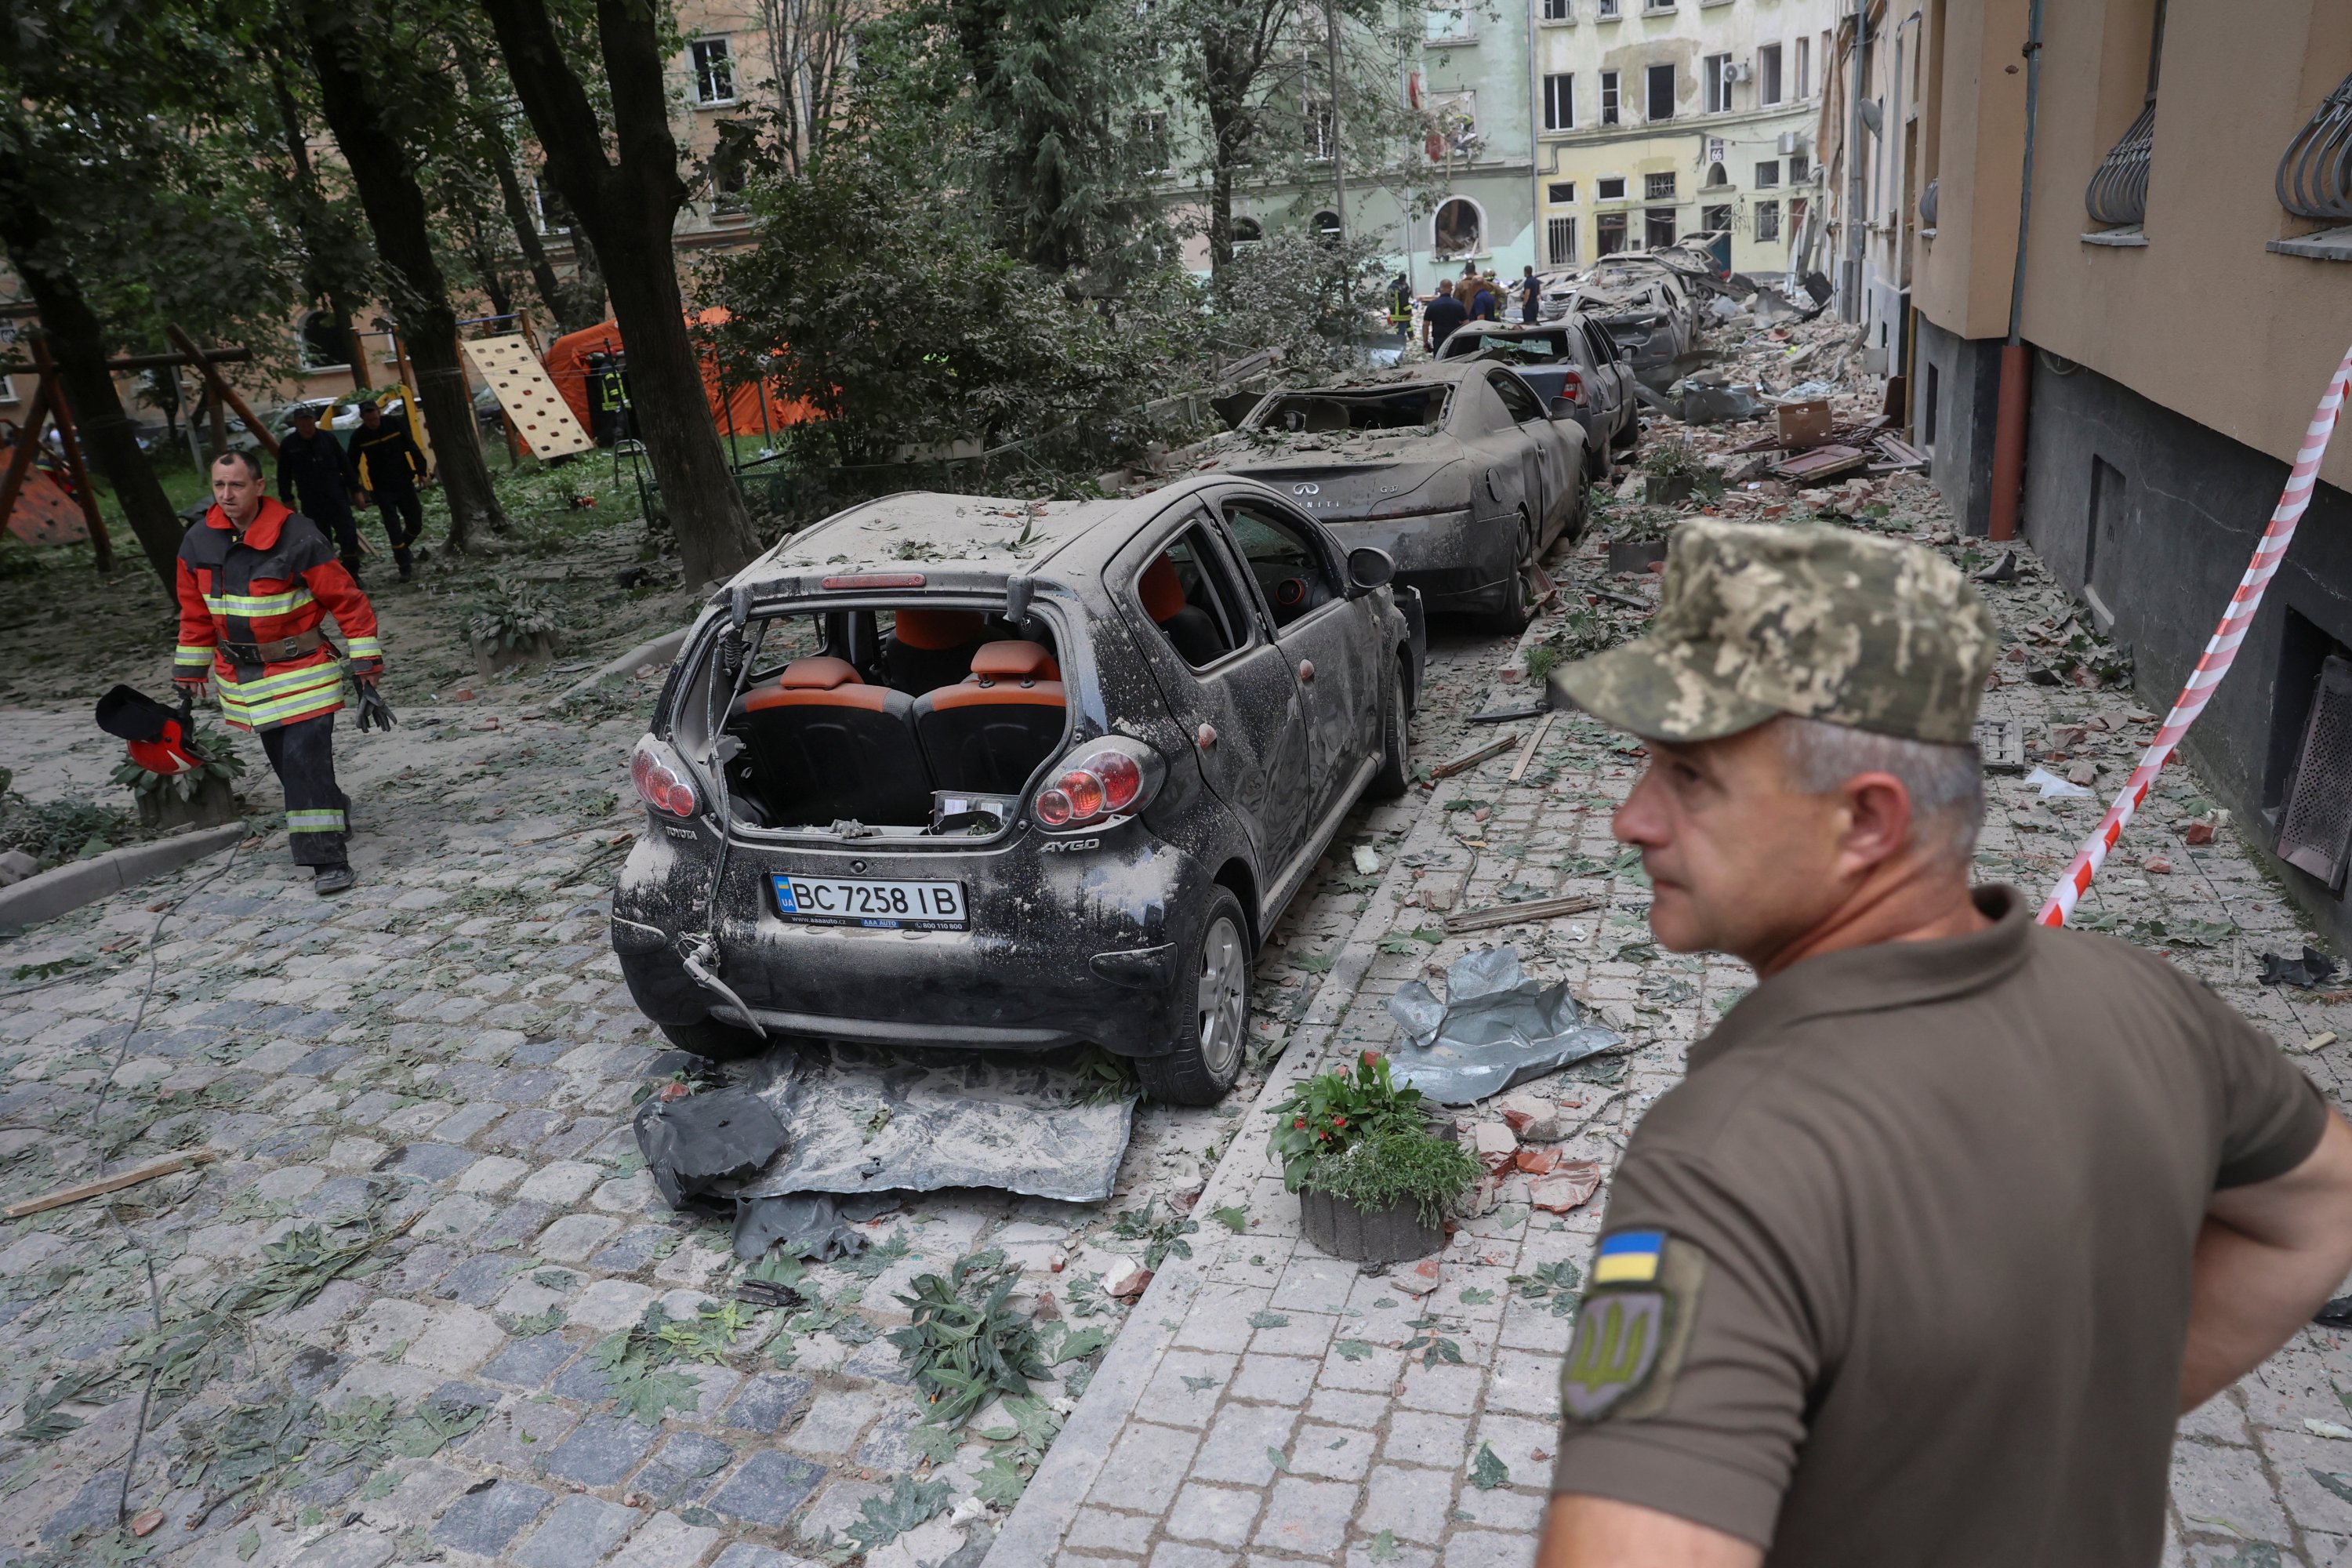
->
<box><xmin>734</xmin><ymin>1042</ymin><xmax>1136</xmax><ymax>1204</ymax></box>
<box><xmin>1385</xmin><ymin>946</ymin><xmax>1626</xmax><ymax>1104</ymax></box>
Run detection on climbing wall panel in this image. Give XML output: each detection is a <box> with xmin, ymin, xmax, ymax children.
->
<box><xmin>4</xmin><ymin>471</ymin><xmax>87</xmax><ymax>546</ymax></box>
<box><xmin>459</xmin><ymin>335</ymin><xmax>595</xmax><ymax>460</ymax></box>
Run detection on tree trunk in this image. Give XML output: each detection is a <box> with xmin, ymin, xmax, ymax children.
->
<box><xmin>269</xmin><ymin>56</ymin><xmax>368</xmax><ymax>387</ymax></box>
<box><xmin>453</xmin><ymin>50</ymin><xmax>595</xmax><ymax>336</ymax></box>
<box><xmin>482</xmin><ymin>0</ymin><xmax>760</xmax><ymax>587</ymax></box>
<box><xmin>296</xmin><ymin>0</ymin><xmax>506</xmax><ymax>551</ymax></box>
<box><xmin>0</xmin><ymin>178</ymin><xmax>178</xmax><ymax>586</ymax></box>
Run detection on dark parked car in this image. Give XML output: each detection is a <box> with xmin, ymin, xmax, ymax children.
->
<box><xmin>610</xmin><ymin>477</ymin><xmax>1425</xmax><ymax>1105</ymax></box>
<box><xmin>1433</xmin><ymin>321</ymin><xmax>1639</xmax><ymax>477</ymax></box>
<box><xmin>1190</xmin><ymin>359</ymin><xmax>1588</xmax><ymax>631</ymax></box>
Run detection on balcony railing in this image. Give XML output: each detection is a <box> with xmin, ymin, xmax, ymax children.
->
<box><xmin>2278</xmin><ymin>69</ymin><xmax>2352</xmax><ymax>222</ymax></box>
<box><xmin>2085</xmin><ymin>100</ymin><xmax>2155</xmax><ymax>227</ymax></box>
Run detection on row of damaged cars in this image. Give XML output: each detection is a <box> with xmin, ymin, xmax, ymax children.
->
<box><xmin>609</xmin><ymin>291</ymin><xmax>1694</xmax><ymax>1105</ymax></box>
<box><xmin>1534</xmin><ymin>236</ymin><xmax>1732</xmax><ymax>387</ymax></box>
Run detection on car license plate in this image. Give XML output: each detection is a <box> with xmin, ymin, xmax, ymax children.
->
<box><xmin>772</xmin><ymin>875</ymin><xmax>967</xmax><ymax>931</ymax></box>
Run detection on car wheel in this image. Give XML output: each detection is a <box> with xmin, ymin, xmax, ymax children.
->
<box><xmin>659</xmin><ymin>1017</ymin><xmax>770</xmax><ymax>1062</ymax></box>
<box><xmin>1370</xmin><ymin>660</ymin><xmax>1412</xmax><ymax>800</ymax></box>
<box><xmin>1482</xmin><ymin>510</ymin><xmax>1538</xmax><ymax>634</ymax></box>
<box><xmin>1138</xmin><ymin>888</ymin><xmax>1251</xmax><ymax>1105</ymax></box>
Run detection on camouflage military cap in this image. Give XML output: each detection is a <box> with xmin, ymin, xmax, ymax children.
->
<box><xmin>1552</xmin><ymin>520</ymin><xmax>1997</xmax><ymax>745</ymax></box>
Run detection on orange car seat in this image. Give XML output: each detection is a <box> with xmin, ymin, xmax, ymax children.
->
<box><xmin>912</xmin><ymin>641</ymin><xmax>1068</xmax><ymax>795</ymax></box>
<box><xmin>739</xmin><ymin>656</ymin><xmax>932</xmax><ymax>825</ymax></box>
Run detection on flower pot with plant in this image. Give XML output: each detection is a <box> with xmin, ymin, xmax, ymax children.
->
<box><xmin>466</xmin><ymin>571</ymin><xmax>563</xmax><ymax>679</ymax></box>
<box><xmin>1268</xmin><ymin>1051</ymin><xmax>1483</xmax><ymax>1262</ymax></box>
<box><xmin>1639</xmin><ymin>440</ymin><xmax>1719</xmax><ymax>506</ymax></box>
<box><xmin>111</xmin><ymin>723</ymin><xmax>245</xmax><ymax>832</ymax></box>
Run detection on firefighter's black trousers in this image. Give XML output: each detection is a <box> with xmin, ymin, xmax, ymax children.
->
<box><xmin>260</xmin><ymin>712</ymin><xmax>350</xmax><ymax>869</ymax></box>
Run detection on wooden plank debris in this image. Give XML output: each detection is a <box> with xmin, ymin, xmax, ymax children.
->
<box><xmin>5</xmin><ymin>1149</ymin><xmax>218</xmax><ymax>1218</ymax></box>
<box><xmin>1443</xmin><ymin>892</ymin><xmax>1605</xmax><ymax>936</ymax></box>
<box><xmin>1432</xmin><ymin>735</ymin><xmax>1518</xmax><ymax>779</ymax></box>
<box><xmin>1508</xmin><ymin>713</ymin><xmax>1557</xmax><ymax>783</ymax></box>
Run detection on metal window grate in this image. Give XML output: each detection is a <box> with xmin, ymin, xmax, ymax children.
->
<box><xmin>2278</xmin><ymin>70</ymin><xmax>2352</xmax><ymax>222</ymax></box>
<box><xmin>2278</xmin><ymin>655</ymin><xmax>2352</xmax><ymax>890</ymax></box>
<box><xmin>2086</xmin><ymin>101</ymin><xmax>2156</xmax><ymax>227</ymax></box>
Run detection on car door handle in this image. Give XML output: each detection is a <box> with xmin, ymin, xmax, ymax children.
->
<box><xmin>1298</xmin><ymin>660</ymin><xmax>1315</xmax><ymax>683</ymax></box>
<box><xmin>1197</xmin><ymin>723</ymin><xmax>1218</xmax><ymax>750</ymax></box>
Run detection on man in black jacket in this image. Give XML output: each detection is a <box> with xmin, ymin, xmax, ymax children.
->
<box><xmin>349</xmin><ymin>401</ymin><xmax>430</xmax><ymax>582</ymax></box>
<box><xmin>276</xmin><ymin>407</ymin><xmax>365</xmax><ymax>579</ymax></box>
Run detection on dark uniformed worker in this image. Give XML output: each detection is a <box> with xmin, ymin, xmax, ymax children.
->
<box><xmin>586</xmin><ymin>350</ymin><xmax>632</xmax><ymax>446</ymax></box>
<box><xmin>349</xmin><ymin>401</ymin><xmax>429</xmax><ymax>582</ymax></box>
<box><xmin>276</xmin><ymin>406</ymin><xmax>366</xmax><ymax>579</ymax></box>
<box><xmin>175</xmin><ymin>449</ymin><xmax>384</xmax><ymax>895</ymax></box>
<box><xmin>1538</xmin><ymin>520</ymin><xmax>2352</xmax><ymax>1567</ymax></box>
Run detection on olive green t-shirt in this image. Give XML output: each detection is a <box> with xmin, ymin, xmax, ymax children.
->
<box><xmin>1549</xmin><ymin>886</ymin><xmax>2329</xmax><ymax>1566</ymax></box>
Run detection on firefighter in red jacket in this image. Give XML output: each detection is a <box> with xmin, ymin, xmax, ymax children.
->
<box><xmin>174</xmin><ymin>450</ymin><xmax>384</xmax><ymax>894</ymax></box>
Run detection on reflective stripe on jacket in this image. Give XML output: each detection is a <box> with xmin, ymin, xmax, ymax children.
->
<box><xmin>175</xmin><ymin>497</ymin><xmax>383</xmax><ymax>732</ymax></box>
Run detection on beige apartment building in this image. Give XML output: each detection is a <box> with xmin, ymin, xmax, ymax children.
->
<box><xmin>1840</xmin><ymin>0</ymin><xmax>2352</xmax><ymax>942</ymax></box>
<box><xmin>1532</xmin><ymin>0</ymin><xmax>1838</xmax><ymax>275</ymax></box>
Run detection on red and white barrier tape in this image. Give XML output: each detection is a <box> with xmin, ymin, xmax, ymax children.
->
<box><xmin>2038</xmin><ymin>343</ymin><xmax>2352</xmax><ymax>927</ymax></box>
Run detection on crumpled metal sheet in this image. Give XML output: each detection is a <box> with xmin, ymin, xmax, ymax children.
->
<box><xmin>732</xmin><ymin>1042</ymin><xmax>1136</xmax><ymax>1204</ymax></box>
<box><xmin>1385</xmin><ymin>946</ymin><xmax>1625</xmax><ymax>1105</ymax></box>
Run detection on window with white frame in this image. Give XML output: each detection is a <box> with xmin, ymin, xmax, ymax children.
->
<box><xmin>1542</xmin><ymin>0</ymin><xmax>1570</xmax><ymax>18</ymax></box>
<box><xmin>1702</xmin><ymin>53</ymin><xmax>1731</xmax><ymax>114</ymax></box>
<box><xmin>1759</xmin><ymin>43</ymin><xmax>1783</xmax><ymax>104</ymax></box>
<box><xmin>1795</xmin><ymin>35</ymin><xmax>1810</xmax><ymax>97</ymax></box>
<box><xmin>691</xmin><ymin>38</ymin><xmax>735</xmax><ymax>104</ymax></box>
<box><xmin>1595</xmin><ymin>174</ymin><xmax>1626</xmax><ymax>200</ymax></box>
<box><xmin>1425</xmin><ymin>2</ymin><xmax>1472</xmax><ymax>43</ymax></box>
<box><xmin>1644</xmin><ymin>170</ymin><xmax>1675</xmax><ymax>200</ymax></box>
<box><xmin>1599</xmin><ymin>69</ymin><xmax>1620</xmax><ymax>124</ymax></box>
<box><xmin>1547</xmin><ymin>216</ymin><xmax>1578</xmax><ymax>264</ymax></box>
<box><xmin>1137</xmin><ymin>111</ymin><xmax>1172</xmax><ymax>173</ymax></box>
<box><xmin>1543</xmin><ymin>73</ymin><xmax>1574</xmax><ymax>131</ymax></box>
<box><xmin>1596</xmin><ymin>0</ymin><xmax>1619</xmax><ymax>14</ymax></box>
<box><xmin>1756</xmin><ymin>200</ymin><xmax>1781</xmax><ymax>241</ymax></box>
<box><xmin>1754</xmin><ymin>159</ymin><xmax>1780</xmax><ymax>187</ymax></box>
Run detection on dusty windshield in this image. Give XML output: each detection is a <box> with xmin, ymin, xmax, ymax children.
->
<box><xmin>1248</xmin><ymin>384</ymin><xmax>1450</xmax><ymax>434</ymax></box>
<box><xmin>1454</xmin><ymin>331</ymin><xmax>1577</xmax><ymax>364</ymax></box>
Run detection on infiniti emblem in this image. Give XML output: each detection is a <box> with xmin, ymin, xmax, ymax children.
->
<box><xmin>1292</xmin><ymin>482</ymin><xmax>1320</xmax><ymax>496</ymax></box>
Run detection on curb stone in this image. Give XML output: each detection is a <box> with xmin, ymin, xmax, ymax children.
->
<box><xmin>0</xmin><ymin>821</ymin><xmax>248</xmax><ymax>928</ymax></box>
<box><xmin>985</xmin><ymin>635</ymin><xmax>1537</xmax><ymax>1565</ymax></box>
<box><xmin>558</xmin><ymin>626</ymin><xmax>691</xmax><ymax>703</ymax></box>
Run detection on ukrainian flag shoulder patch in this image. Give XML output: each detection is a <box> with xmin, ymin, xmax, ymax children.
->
<box><xmin>1591</xmin><ymin>1228</ymin><xmax>1666</xmax><ymax>1285</ymax></box>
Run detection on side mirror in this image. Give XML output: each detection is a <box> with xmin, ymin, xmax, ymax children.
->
<box><xmin>1548</xmin><ymin>397</ymin><xmax>1578</xmax><ymax>420</ymax></box>
<box><xmin>1346</xmin><ymin>546</ymin><xmax>1396</xmax><ymax>597</ymax></box>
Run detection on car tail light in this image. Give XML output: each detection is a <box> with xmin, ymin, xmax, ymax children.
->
<box><xmin>1033</xmin><ymin>737</ymin><xmax>1163</xmax><ymax>830</ymax></box>
<box><xmin>1557</xmin><ymin>369</ymin><xmax>1584</xmax><ymax>403</ymax></box>
<box><xmin>631</xmin><ymin>735</ymin><xmax>699</xmax><ymax>818</ymax></box>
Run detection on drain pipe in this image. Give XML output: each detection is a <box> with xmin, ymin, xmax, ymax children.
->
<box><xmin>1987</xmin><ymin>0</ymin><xmax>2046</xmax><ymax>541</ymax></box>
<box><xmin>1839</xmin><ymin>0</ymin><xmax>1870</xmax><ymax>322</ymax></box>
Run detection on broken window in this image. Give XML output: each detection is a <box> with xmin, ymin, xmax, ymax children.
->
<box><xmin>1137</xmin><ymin>111</ymin><xmax>1173</xmax><ymax>174</ymax></box>
<box><xmin>691</xmin><ymin>38</ymin><xmax>736</xmax><ymax>104</ymax></box>
<box><xmin>1596</xmin><ymin>212</ymin><xmax>1628</xmax><ymax>255</ymax></box>
<box><xmin>1544</xmin><ymin>73</ymin><xmax>1575</xmax><ymax>131</ymax></box>
<box><xmin>1644</xmin><ymin>206</ymin><xmax>1676</xmax><ymax>249</ymax></box>
<box><xmin>1599</xmin><ymin>71</ymin><xmax>1621</xmax><ymax>125</ymax></box>
<box><xmin>1644</xmin><ymin>171</ymin><xmax>1676</xmax><ymax>200</ymax></box>
<box><xmin>1702</xmin><ymin>203</ymin><xmax>1732</xmax><ymax>234</ymax></box>
<box><xmin>2279</xmin><ymin>655</ymin><xmax>2352</xmax><ymax>890</ymax></box>
<box><xmin>1755</xmin><ymin>158</ymin><xmax>1780</xmax><ymax>187</ymax></box>
<box><xmin>1144</xmin><ymin>525</ymin><xmax>1254</xmax><ymax>669</ymax></box>
<box><xmin>1305</xmin><ymin>93</ymin><xmax>1335</xmax><ymax>159</ymax></box>
<box><xmin>1547</xmin><ymin>216</ymin><xmax>1577</xmax><ymax>264</ymax></box>
<box><xmin>1755</xmin><ymin>199</ymin><xmax>1780</xmax><ymax>241</ymax></box>
<box><xmin>1795</xmin><ymin>35</ymin><xmax>1810</xmax><ymax>98</ymax></box>
<box><xmin>1789</xmin><ymin>194</ymin><xmax>1808</xmax><ymax>234</ymax></box>
<box><xmin>1543</xmin><ymin>0</ymin><xmax>1570</xmax><ymax>18</ymax></box>
<box><xmin>1250</xmin><ymin>384</ymin><xmax>1451</xmax><ymax>434</ymax></box>
<box><xmin>1791</xmin><ymin>153</ymin><xmax>1810</xmax><ymax>182</ymax></box>
<box><xmin>1425</xmin><ymin>1</ymin><xmax>1472</xmax><ymax>42</ymax></box>
<box><xmin>1596</xmin><ymin>0</ymin><xmax>1618</xmax><ymax>15</ymax></box>
<box><xmin>1646</xmin><ymin>63</ymin><xmax>1675</xmax><ymax>122</ymax></box>
<box><xmin>1433</xmin><ymin>197</ymin><xmax>1483</xmax><ymax>256</ymax></box>
<box><xmin>1547</xmin><ymin>181</ymin><xmax>1576</xmax><ymax>203</ymax></box>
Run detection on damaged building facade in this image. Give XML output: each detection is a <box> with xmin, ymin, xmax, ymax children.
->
<box><xmin>1824</xmin><ymin>0</ymin><xmax>2352</xmax><ymax>946</ymax></box>
<box><xmin>1531</xmin><ymin>0</ymin><xmax>1838</xmax><ymax>278</ymax></box>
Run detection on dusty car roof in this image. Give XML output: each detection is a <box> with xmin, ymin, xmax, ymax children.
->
<box><xmin>741</xmin><ymin>492</ymin><xmax>1127</xmax><ymax>582</ymax></box>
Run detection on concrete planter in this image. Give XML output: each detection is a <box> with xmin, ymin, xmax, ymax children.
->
<box><xmin>135</xmin><ymin>775</ymin><xmax>240</xmax><ymax>833</ymax></box>
<box><xmin>1606</xmin><ymin>538</ymin><xmax>1670</xmax><ymax>574</ymax></box>
<box><xmin>1297</xmin><ymin>1187</ymin><xmax>1445</xmax><ymax>1263</ymax></box>
<box><xmin>1643</xmin><ymin>473</ymin><xmax>1696</xmax><ymax>505</ymax></box>
<box><xmin>470</xmin><ymin>630</ymin><xmax>559</xmax><ymax>681</ymax></box>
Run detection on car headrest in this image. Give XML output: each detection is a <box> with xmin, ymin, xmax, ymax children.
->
<box><xmin>778</xmin><ymin>656</ymin><xmax>861</xmax><ymax>690</ymax></box>
<box><xmin>1139</xmin><ymin>556</ymin><xmax>1186</xmax><ymax>623</ymax></box>
<box><xmin>969</xmin><ymin>641</ymin><xmax>1059</xmax><ymax>684</ymax></box>
<box><xmin>891</xmin><ymin>608</ymin><xmax>985</xmax><ymax>651</ymax></box>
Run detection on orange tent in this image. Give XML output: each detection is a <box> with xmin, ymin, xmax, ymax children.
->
<box><xmin>544</xmin><ymin>310</ymin><xmax>819</xmax><ymax>441</ymax></box>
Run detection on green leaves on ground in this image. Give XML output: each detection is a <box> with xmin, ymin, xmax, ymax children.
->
<box><xmin>1112</xmin><ymin>1200</ymin><xmax>1197</xmax><ymax>1270</ymax></box>
<box><xmin>847</xmin><ymin>1230</ymin><xmax>915</xmax><ymax>1279</ymax></box>
<box><xmin>1334</xmin><ymin>1339</ymin><xmax>1375</xmax><ymax>1362</ymax></box>
<box><xmin>1369</xmin><ymin>1528</ymin><xmax>1403</xmax><ymax>1563</ymax></box>
<box><xmin>1048</xmin><ymin>1326</ymin><xmax>1108</xmax><ymax>1365</ymax></box>
<box><xmin>216</xmin><ymin>1216</ymin><xmax>406</xmax><ymax>1319</ymax></box>
<box><xmin>1210</xmin><ymin>1205</ymin><xmax>1250</xmax><ymax>1234</ymax></box>
<box><xmin>1247</xmin><ymin>1311</ymin><xmax>1290</xmax><ymax>1330</ymax></box>
<box><xmin>974</xmin><ymin>1393</ymin><xmax>1065</xmax><ymax>1504</ymax></box>
<box><xmin>1469</xmin><ymin>1442</ymin><xmax>1511</xmax><ymax>1490</ymax></box>
<box><xmin>589</xmin><ymin>1304</ymin><xmax>704</xmax><ymax>1426</ymax></box>
<box><xmin>890</xmin><ymin>1249</ymin><xmax>1050</xmax><ymax>1428</ymax></box>
<box><xmin>1506</xmin><ymin>1259</ymin><xmax>1582</xmax><ymax>1318</ymax></box>
<box><xmin>845</xmin><ymin>1474</ymin><xmax>952</xmax><ymax>1550</ymax></box>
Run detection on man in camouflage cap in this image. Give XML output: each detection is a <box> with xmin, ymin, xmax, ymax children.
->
<box><xmin>1538</xmin><ymin>521</ymin><xmax>2352</xmax><ymax>1568</ymax></box>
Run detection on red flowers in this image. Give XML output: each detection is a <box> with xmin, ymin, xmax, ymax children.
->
<box><xmin>1294</xmin><ymin>1117</ymin><xmax>1308</xmax><ymax>1128</ymax></box>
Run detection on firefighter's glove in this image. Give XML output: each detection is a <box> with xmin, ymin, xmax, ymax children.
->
<box><xmin>172</xmin><ymin>677</ymin><xmax>213</xmax><ymax>706</ymax></box>
<box><xmin>356</xmin><ymin>681</ymin><xmax>397</xmax><ymax>733</ymax></box>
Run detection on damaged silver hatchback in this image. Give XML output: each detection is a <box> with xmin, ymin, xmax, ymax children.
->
<box><xmin>609</xmin><ymin>476</ymin><xmax>1426</xmax><ymax>1104</ymax></box>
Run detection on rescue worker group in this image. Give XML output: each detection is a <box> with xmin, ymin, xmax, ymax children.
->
<box><xmin>134</xmin><ymin>437</ymin><xmax>2352</xmax><ymax>1568</ymax></box>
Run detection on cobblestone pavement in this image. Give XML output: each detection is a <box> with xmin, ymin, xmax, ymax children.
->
<box><xmin>990</xmin><ymin>484</ymin><xmax>2352</xmax><ymax>1568</ymax></box>
<box><xmin>0</xmin><ymin>582</ymin><xmax>1511</xmax><ymax>1566</ymax></box>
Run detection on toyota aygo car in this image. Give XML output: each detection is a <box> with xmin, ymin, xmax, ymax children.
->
<box><xmin>609</xmin><ymin>476</ymin><xmax>1425</xmax><ymax>1104</ymax></box>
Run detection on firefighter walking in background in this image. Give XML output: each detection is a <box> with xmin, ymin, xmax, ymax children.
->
<box><xmin>176</xmin><ymin>450</ymin><xmax>384</xmax><ymax>895</ymax></box>
<box><xmin>586</xmin><ymin>350</ymin><xmax>632</xmax><ymax>446</ymax></box>
<box><xmin>277</xmin><ymin>405</ymin><xmax>367</xmax><ymax>579</ymax></box>
<box><xmin>350</xmin><ymin>400</ymin><xmax>430</xmax><ymax>582</ymax></box>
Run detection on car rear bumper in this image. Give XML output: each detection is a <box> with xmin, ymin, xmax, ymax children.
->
<box><xmin>1324</xmin><ymin>510</ymin><xmax>1516</xmax><ymax>615</ymax></box>
<box><xmin>608</xmin><ymin>826</ymin><xmax>1202</xmax><ymax>1056</ymax></box>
